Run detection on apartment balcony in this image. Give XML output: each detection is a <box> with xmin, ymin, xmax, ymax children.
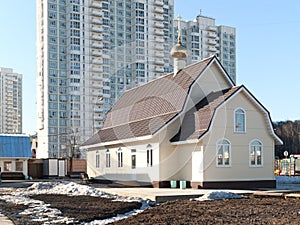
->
<box><xmin>92</xmin><ymin>83</ymin><xmax>102</xmax><ymax>88</ymax></box>
<box><xmin>206</xmin><ymin>39</ymin><xmax>217</xmax><ymax>45</ymax></box>
<box><xmin>91</xmin><ymin>74</ymin><xmax>102</xmax><ymax>81</ymax></box>
<box><xmin>91</xmin><ymin>18</ymin><xmax>102</xmax><ymax>25</ymax></box>
<box><xmin>91</xmin><ymin>50</ymin><xmax>102</xmax><ymax>56</ymax></box>
<box><xmin>154</xmin><ymin>37</ymin><xmax>164</xmax><ymax>43</ymax></box>
<box><xmin>90</xmin><ymin>9</ymin><xmax>103</xmax><ymax>17</ymax></box>
<box><xmin>153</xmin><ymin>7</ymin><xmax>164</xmax><ymax>14</ymax></box>
<box><xmin>154</xmin><ymin>60</ymin><xmax>164</xmax><ymax>65</ymax></box>
<box><xmin>207</xmin><ymin>26</ymin><xmax>217</xmax><ymax>32</ymax></box>
<box><xmin>103</xmin><ymin>85</ymin><xmax>110</xmax><ymax>90</ymax></box>
<box><xmin>91</xmin><ymin>66</ymin><xmax>102</xmax><ymax>72</ymax></box>
<box><xmin>155</xmin><ymin>51</ymin><xmax>164</xmax><ymax>57</ymax></box>
<box><xmin>94</xmin><ymin>124</ymin><xmax>103</xmax><ymax>129</ymax></box>
<box><xmin>154</xmin><ymin>29</ymin><xmax>164</xmax><ymax>36</ymax></box>
<box><xmin>154</xmin><ymin>66</ymin><xmax>164</xmax><ymax>72</ymax></box>
<box><xmin>92</xmin><ymin>91</ymin><xmax>103</xmax><ymax>97</ymax></box>
<box><xmin>207</xmin><ymin>32</ymin><xmax>217</xmax><ymax>38</ymax></box>
<box><xmin>94</xmin><ymin>107</ymin><xmax>103</xmax><ymax>113</ymax></box>
<box><xmin>91</xmin><ymin>42</ymin><xmax>103</xmax><ymax>48</ymax></box>
<box><xmin>154</xmin><ymin>22</ymin><xmax>164</xmax><ymax>28</ymax></box>
<box><xmin>94</xmin><ymin>115</ymin><xmax>104</xmax><ymax>121</ymax></box>
<box><xmin>91</xmin><ymin>26</ymin><xmax>103</xmax><ymax>33</ymax></box>
<box><xmin>91</xmin><ymin>58</ymin><xmax>102</xmax><ymax>64</ymax></box>
<box><xmin>155</xmin><ymin>44</ymin><xmax>164</xmax><ymax>50</ymax></box>
<box><xmin>207</xmin><ymin>46</ymin><xmax>217</xmax><ymax>52</ymax></box>
<box><xmin>90</xmin><ymin>2</ymin><xmax>102</xmax><ymax>9</ymax></box>
<box><xmin>154</xmin><ymin>0</ymin><xmax>164</xmax><ymax>6</ymax></box>
<box><xmin>153</xmin><ymin>15</ymin><xmax>164</xmax><ymax>21</ymax></box>
<box><xmin>91</xmin><ymin>35</ymin><xmax>103</xmax><ymax>41</ymax></box>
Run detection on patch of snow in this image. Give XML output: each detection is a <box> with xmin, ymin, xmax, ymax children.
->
<box><xmin>276</xmin><ymin>176</ymin><xmax>300</xmax><ymax>190</ymax></box>
<box><xmin>195</xmin><ymin>191</ymin><xmax>244</xmax><ymax>201</ymax></box>
<box><xmin>1</xmin><ymin>194</ymin><xmax>76</xmax><ymax>223</ymax></box>
<box><xmin>86</xmin><ymin>200</ymin><xmax>151</xmax><ymax>225</ymax></box>
<box><xmin>2</xmin><ymin>181</ymin><xmax>152</xmax><ymax>224</ymax></box>
<box><xmin>276</xmin><ymin>176</ymin><xmax>300</xmax><ymax>184</ymax></box>
<box><xmin>23</xmin><ymin>181</ymin><xmax>113</xmax><ymax>198</ymax></box>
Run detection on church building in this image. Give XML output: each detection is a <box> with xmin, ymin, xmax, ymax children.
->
<box><xmin>82</xmin><ymin>31</ymin><xmax>282</xmax><ymax>189</ymax></box>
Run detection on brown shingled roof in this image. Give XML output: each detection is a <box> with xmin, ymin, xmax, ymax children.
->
<box><xmin>170</xmin><ymin>86</ymin><xmax>241</xmax><ymax>143</ymax></box>
<box><xmin>82</xmin><ymin>56</ymin><xmax>235</xmax><ymax>147</ymax></box>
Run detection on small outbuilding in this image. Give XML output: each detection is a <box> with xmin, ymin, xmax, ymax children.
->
<box><xmin>0</xmin><ymin>134</ymin><xmax>32</xmax><ymax>179</ymax></box>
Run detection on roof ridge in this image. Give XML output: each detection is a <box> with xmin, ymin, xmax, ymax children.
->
<box><xmin>120</xmin><ymin>57</ymin><xmax>214</xmax><ymax>95</ymax></box>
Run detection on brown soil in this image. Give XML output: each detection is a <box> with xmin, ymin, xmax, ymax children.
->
<box><xmin>0</xmin><ymin>193</ymin><xmax>300</xmax><ymax>224</ymax></box>
<box><xmin>113</xmin><ymin>196</ymin><xmax>300</xmax><ymax>225</ymax></box>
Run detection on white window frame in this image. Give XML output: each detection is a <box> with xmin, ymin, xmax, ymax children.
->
<box><xmin>249</xmin><ymin>139</ymin><xmax>263</xmax><ymax>167</ymax></box>
<box><xmin>105</xmin><ymin>149</ymin><xmax>110</xmax><ymax>168</ymax></box>
<box><xmin>146</xmin><ymin>144</ymin><xmax>153</xmax><ymax>167</ymax></box>
<box><xmin>95</xmin><ymin>151</ymin><xmax>100</xmax><ymax>169</ymax></box>
<box><xmin>234</xmin><ymin>108</ymin><xmax>246</xmax><ymax>133</ymax></box>
<box><xmin>131</xmin><ymin>149</ymin><xmax>136</xmax><ymax>169</ymax></box>
<box><xmin>117</xmin><ymin>148</ymin><xmax>123</xmax><ymax>168</ymax></box>
<box><xmin>216</xmin><ymin>139</ymin><xmax>231</xmax><ymax>167</ymax></box>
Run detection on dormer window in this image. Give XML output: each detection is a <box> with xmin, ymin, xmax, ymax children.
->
<box><xmin>234</xmin><ymin>108</ymin><xmax>246</xmax><ymax>133</ymax></box>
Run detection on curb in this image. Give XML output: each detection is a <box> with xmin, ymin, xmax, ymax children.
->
<box><xmin>0</xmin><ymin>213</ymin><xmax>14</xmax><ymax>225</ymax></box>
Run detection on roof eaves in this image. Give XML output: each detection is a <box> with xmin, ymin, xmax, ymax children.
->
<box><xmin>102</xmin><ymin>111</ymin><xmax>180</xmax><ymax>130</ymax></box>
<box><xmin>81</xmin><ymin>134</ymin><xmax>153</xmax><ymax>149</ymax></box>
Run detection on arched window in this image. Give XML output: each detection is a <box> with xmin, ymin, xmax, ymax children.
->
<box><xmin>146</xmin><ymin>144</ymin><xmax>153</xmax><ymax>167</ymax></box>
<box><xmin>95</xmin><ymin>150</ymin><xmax>100</xmax><ymax>169</ymax></box>
<box><xmin>117</xmin><ymin>147</ymin><xmax>123</xmax><ymax>168</ymax></box>
<box><xmin>234</xmin><ymin>108</ymin><xmax>246</xmax><ymax>132</ymax></box>
<box><xmin>105</xmin><ymin>149</ymin><xmax>110</xmax><ymax>168</ymax></box>
<box><xmin>249</xmin><ymin>140</ymin><xmax>263</xmax><ymax>167</ymax></box>
<box><xmin>216</xmin><ymin>139</ymin><xmax>231</xmax><ymax>167</ymax></box>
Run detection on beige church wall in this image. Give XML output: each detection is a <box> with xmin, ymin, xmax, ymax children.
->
<box><xmin>185</xmin><ymin>62</ymin><xmax>232</xmax><ymax>113</ymax></box>
<box><xmin>202</xmin><ymin>92</ymin><xmax>275</xmax><ymax>182</ymax></box>
<box><xmin>86</xmin><ymin>146</ymin><xmax>103</xmax><ymax>178</ymax></box>
<box><xmin>167</xmin><ymin>143</ymin><xmax>203</xmax><ymax>181</ymax></box>
<box><xmin>86</xmin><ymin>139</ymin><xmax>161</xmax><ymax>182</ymax></box>
<box><xmin>158</xmin><ymin>118</ymin><xmax>183</xmax><ymax>181</ymax></box>
<box><xmin>197</xmin><ymin>63</ymin><xmax>232</xmax><ymax>97</ymax></box>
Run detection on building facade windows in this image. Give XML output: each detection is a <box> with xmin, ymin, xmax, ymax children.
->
<box><xmin>234</xmin><ymin>108</ymin><xmax>246</xmax><ymax>133</ymax></box>
<box><xmin>217</xmin><ymin>139</ymin><xmax>231</xmax><ymax>167</ymax></box>
<box><xmin>249</xmin><ymin>140</ymin><xmax>263</xmax><ymax>167</ymax></box>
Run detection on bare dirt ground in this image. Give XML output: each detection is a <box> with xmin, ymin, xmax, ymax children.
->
<box><xmin>0</xmin><ymin>192</ymin><xmax>300</xmax><ymax>224</ymax></box>
<box><xmin>113</xmin><ymin>196</ymin><xmax>300</xmax><ymax>225</ymax></box>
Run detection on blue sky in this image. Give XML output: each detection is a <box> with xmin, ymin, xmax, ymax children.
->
<box><xmin>0</xmin><ymin>1</ymin><xmax>299</xmax><ymax>134</ymax></box>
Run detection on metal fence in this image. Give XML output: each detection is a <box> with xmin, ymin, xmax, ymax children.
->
<box><xmin>275</xmin><ymin>157</ymin><xmax>300</xmax><ymax>176</ymax></box>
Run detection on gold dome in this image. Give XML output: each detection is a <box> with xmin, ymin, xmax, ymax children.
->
<box><xmin>170</xmin><ymin>41</ymin><xmax>188</xmax><ymax>59</ymax></box>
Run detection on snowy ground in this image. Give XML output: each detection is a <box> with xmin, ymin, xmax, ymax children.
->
<box><xmin>0</xmin><ymin>176</ymin><xmax>299</xmax><ymax>224</ymax></box>
<box><xmin>1</xmin><ymin>181</ymin><xmax>152</xmax><ymax>224</ymax></box>
<box><xmin>276</xmin><ymin>175</ymin><xmax>300</xmax><ymax>190</ymax></box>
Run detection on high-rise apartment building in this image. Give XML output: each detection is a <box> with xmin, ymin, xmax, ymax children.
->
<box><xmin>0</xmin><ymin>68</ymin><xmax>22</xmax><ymax>134</ymax></box>
<box><xmin>36</xmin><ymin>0</ymin><xmax>174</xmax><ymax>158</ymax></box>
<box><xmin>174</xmin><ymin>15</ymin><xmax>236</xmax><ymax>82</ymax></box>
<box><xmin>36</xmin><ymin>1</ymin><xmax>236</xmax><ymax>159</ymax></box>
